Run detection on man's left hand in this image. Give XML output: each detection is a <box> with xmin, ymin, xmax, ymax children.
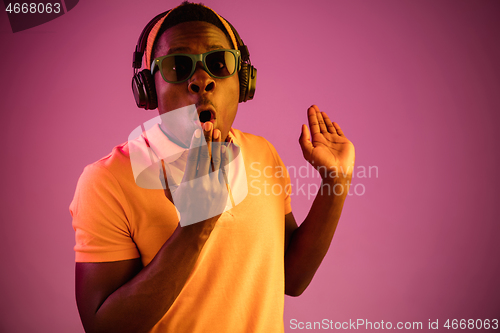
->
<box><xmin>299</xmin><ymin>105</ymin><xmax>355</xmax><ymax>183</ymax></box>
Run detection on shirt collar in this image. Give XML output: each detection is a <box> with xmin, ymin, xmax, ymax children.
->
<box><xmin>226</xmin><ymin>128</ymin><xmax>238</xmax><ymax>145</ymax></box>
<box><xmin>143</xmin><ymin>123</ymin><xmax>185</xmax><ymax>164</ymax></box>
<box><xmin>144</xmin><ymin>123</ymin><xmax>239</xmax><ymax>164</ymax></box>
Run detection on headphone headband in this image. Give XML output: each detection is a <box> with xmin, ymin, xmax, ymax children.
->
<box><xmin>132</xmin><ymin>9</ymin><xmax>171</xmax><ymax>71</ymax></box>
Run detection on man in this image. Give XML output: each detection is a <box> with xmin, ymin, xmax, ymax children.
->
<box><xmin>71</xmin><ymin>2</ymin><xmax>355</xmax><ymax>333</ymax></box>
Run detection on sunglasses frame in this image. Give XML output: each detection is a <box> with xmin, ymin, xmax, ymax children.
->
<box><xmin>151</xmin><ymin>49</ymin><xmax>241</xmax><ymax>83</ymax></box>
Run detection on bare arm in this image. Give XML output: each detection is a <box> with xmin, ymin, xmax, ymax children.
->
<box><xmin>76</xmin><ymin>219</ymin><xmax>217</xmax><ymax>333</ymax></box>
<box><xmin>284</xmin><ymin>105</ymin><xmax>355</xmax><ymax>296</ymax></box>
<box><xmin>76</xmin><ymin>124</ymin><xmax>227</xmax><ymax>333</ymax></box>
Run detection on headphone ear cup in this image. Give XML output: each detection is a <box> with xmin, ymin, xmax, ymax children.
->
<box><xmin>131</xmin><ymin>69</ymin><xmax>158</xmax><ymax>110</ymax></box>
<box><xmin>238</xmin><ymin>63</ymin><xmax>249</xmax><ymax>103</ymax></box>
<box><xmin>246</xmin><ymin>65</ymin><xmax>256</xmax><ymax>102</ymax></box>
<box><xmin>238</xmin><ymin>63</ymin><xmax>256</xmax><ymax>103</ymax></box>
<box><xmin>141</xmin><ymin>70</ymin><xmax>158</xmax><ymax>110</ymax></box>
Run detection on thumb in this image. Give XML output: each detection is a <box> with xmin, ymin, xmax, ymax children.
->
<box><xmin>299</xmin><ymin>124</ymin><xmax>313</xmax><ymax>159</ymax></box>
<box><xmin>183</xmin><ymin>128</ymin><xmax>203</xmax><ymax>181</ymax></box>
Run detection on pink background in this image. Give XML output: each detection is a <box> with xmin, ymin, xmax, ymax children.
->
<box><xmin>1</xmin><ymin>0</ymin><xmax>499</xmax><ymax>331</ymax></box>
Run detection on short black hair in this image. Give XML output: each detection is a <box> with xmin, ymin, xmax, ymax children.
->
<box><xmin>151</xmin><ymin>2</ymin><xmax>234</xmax><ymax>60</ymax></box>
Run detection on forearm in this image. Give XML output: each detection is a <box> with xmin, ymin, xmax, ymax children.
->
<box><xmin>284</xmin><ymin>179</ymin><xmax>350</xmax><ymax>296</ymax></box>
<box><xmin>87</xmin><ymin>219</ymin><xmax>217</xmax><ymax>333</ymax></box>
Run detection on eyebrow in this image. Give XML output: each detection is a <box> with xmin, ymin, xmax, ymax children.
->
<box><xmin>167</xmin><ymin>44</ymin><xmax>227</xmax><ymax>55</ymax></box>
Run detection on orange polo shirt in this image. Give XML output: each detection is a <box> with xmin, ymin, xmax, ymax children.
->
<box><xmin>70</xmin><ymin>128</ymin><xmax>292</xmax><ymax>333</ymax></box>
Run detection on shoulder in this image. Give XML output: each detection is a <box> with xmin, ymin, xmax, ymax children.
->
<box><xmin>230</xmin><ymin>128</ymin><xmax>277</xmax><ymax>153</ymax></box>
<box><xmin>81</xmin><ymin>142</ymin><xmax>131</xmax><ymax>177</ymax></box>
<box><xmin>70</xmin><ymin>142</ymin><xmax>136</xmax><ymax>221</ymax></box>
<box><xmin>92</xmin><ymin>142</ymin><xmax>131</xmax><ymax>172</ymax></box>
<box><xmin>230</xmin><ymin>128</ymin><xmax>284</xmax><ymax>167</ymax></box>
<box><xmin>73</xmin><ymin>142</ymin><xmax>134</xmax><ymax>198</ymax></box>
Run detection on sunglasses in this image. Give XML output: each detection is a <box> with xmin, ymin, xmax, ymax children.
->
<box><xmin>151</xmin><ymin>49</ymin><xmax>241</xmax><ymax>83</ymax></box>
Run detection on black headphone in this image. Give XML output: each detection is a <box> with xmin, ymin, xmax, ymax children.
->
<box><xmin>132</xmin><ymin>9</ymin><xmax>257</xmax><ymax>110</ymax></box>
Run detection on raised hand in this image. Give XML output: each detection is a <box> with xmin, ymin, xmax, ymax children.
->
<box><xmin>299</xmin><ymin>105</ymin><xmax>355</xmax><ymax>182</ymax></box>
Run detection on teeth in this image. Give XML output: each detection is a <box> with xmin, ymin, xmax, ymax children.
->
<box><xmin>199</xmin><ymin>110</ymin><xmax>211</xmax><ymax>122</ymax></box>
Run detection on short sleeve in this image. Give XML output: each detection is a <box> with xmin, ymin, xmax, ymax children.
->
<box><xmin>70</xmin><ymin>164</ymin><xmax>140</xmax><ymax>262</ymax></box>
<box><xmin>265</xmin><ymin>140</ymin><xmax>292</xmax><ymax>215</ymax></box>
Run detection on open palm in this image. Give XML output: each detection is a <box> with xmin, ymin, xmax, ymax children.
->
<box><xmin>299</xmin><ymin>105</ymin><xmax>355</xmax><ymax>181</ymax></box>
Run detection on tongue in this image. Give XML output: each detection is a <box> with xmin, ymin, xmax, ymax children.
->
<box><xmin>199</xmin><ymin>110</ymin><xmax>211</xmax><ymax>123</ymax></box>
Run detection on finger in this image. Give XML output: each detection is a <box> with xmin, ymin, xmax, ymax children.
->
<box><xmin>184</xmin><ymin>128</ymin><xmax>202</xmax><ymax>182</ymax></box>
<box><xmin>322</xmin><ymin>112</ymin><xmax>337</xmax><ymax>134</ymax></box>
<box><xmin>307</xmin><ymin>106</ymin><xmax>320</xmax><ymax>135</ymax></box>
<box><xmin>218</xmin><ymin>143</ymin><xmax>232</xmax><ymax>207</ymax></box>
<box><xmin>203</xmin><ymin>122</ymin><xmax>213</xmax><ymax>160</ymax></box>
<box><xmin>299</xmin><ymin>124</ymin><xmax>313</xmax><ymax>159</ymax></box>
<box><xmin>333</xmin><ymin>122</ymin><xmax>345</xmax><ymax>137</ymax></box>
<box><xmin>211</xmin><ymin>129</ymin><xmax>222</xmax><ymax>173</ymax></box>
<box><xmin>197</xmin><ymin>122</ymin><xmax>213</xmax><ymax>175</ymax></box>
<box><xmin>219</xmin><ymin>143</ymin><xmax>229</xmax><ymax>185</ymax></box>
<box><xmin>160</xmin><ymin>160</ymin><xmax>174</xmax><ymax>204</ymax></box>
<box><xmin>316</xmin><ymin>109</ymin><xmax>328</xmax><ymax>133</ymax></box>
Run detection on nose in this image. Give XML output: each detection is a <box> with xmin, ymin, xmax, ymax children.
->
<box><xmin>188</xmin><ymin>61</ymin><xmax>215</xmax><ymax>94</ymax></box>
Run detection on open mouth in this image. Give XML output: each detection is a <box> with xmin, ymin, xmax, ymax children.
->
<box><xmin>199</xmin><ymin>110</ymin><xmax>212</xmax><ymax>123</ymax></box>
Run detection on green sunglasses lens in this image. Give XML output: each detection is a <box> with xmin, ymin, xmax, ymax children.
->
<box><xmin>205</xmin><ymin>51</ymin><xmax>236</xmax><ymax>77</ymax></box>
<box><xmin>160</xmin><ymin>50</ymin><xmax>237</xmax><ymax>83</ymax></box>
<box><xmin>161</xmin><ymin>55</ymin><xmax>193</xmax><ymax>82</ymax></box>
